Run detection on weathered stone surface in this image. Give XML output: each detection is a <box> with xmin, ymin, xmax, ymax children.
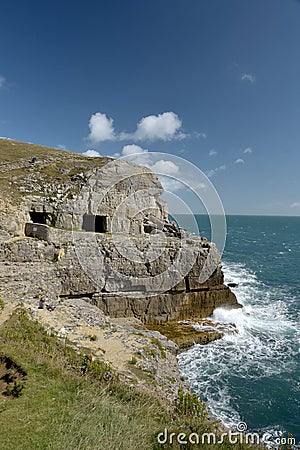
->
<box><xmin>0</xmin><ymin>226</ymin><xmax>240</xmax><ymax>324</ymax></box>
<box><xmin>0</xmin><ymin>138</ymin><xmax>248</xmax><ymax>411</ymax></box>
<box><xmin>91</xmin><ymin>287</ymin><xmax>239</xmax><ymax>324</ymax></box>
<box><xmin>0</xmin><ymin>139</ymin><xmax>240</xmax><ymax>328</ymax></box>
<box><xmin>0</xmin><ymin>142</ymin><xmax>167</xmax><ymax>239</ymax></box>
<box><xmin>0</xmin><ymin>139</ymin><xmax>245</xmax><ymax>406</ymax></box>
<box><xmin>145</xmin><ymin>319</ymin><xmax>238</xmax><ymax>350</ymax></box>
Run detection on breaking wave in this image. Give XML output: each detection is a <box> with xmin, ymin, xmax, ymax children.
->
<box><xmin>178</xmin><ymin>261</ymin><xmax>300</xmax><ymax>442</ymax></box>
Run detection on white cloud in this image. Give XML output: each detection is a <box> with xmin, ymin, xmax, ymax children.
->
<box><xmin>194</xmin><ymin>131</ymin><xmax>207</xmax><ymax>139</ymax></box>
<box><xmin>206</xmin><ymin>165</ymin><xmax>226</xmax><ymax>178</ymax></box>
<box><xmin>193</xmin><ymin>181</ymin><xmax>206</xmax><ymax>189</ymax></box>
<box><xmin>241</xmin><ymin>73</ymin><xmax>256</xmax><ymax>84</ymax></box>
<box><xmin>161</xmin><ymin>171</ymin><xmax>207</xmax><ymax>192</ymax></box>
<box><xmin>131</xmin><ymin>112</ymin><xmax>182</xmax><ymax>141</ymax></box>
<box><xmin>151</xmin><ymin>159</ymin><xmax>179</xmax><ymax>175</ymax></box>
<box><xmin>88</xmin><ymin>112</ymin><xmax>116</xmax><ymax>143</ymax></box>
<box><xmin>0</xmin><ymin>75</ymin><xmax>5</xmax><ymax>88</ymax></box>
<box><xmin>121</xmin><ymin>144</ymin><xmax>148</xmax><ymax>156</ymax></box>
<box><xmin>86</xmin><ymin>111</ymin><xmax>206</xmax><ymax>144</ymax></box>
<box><xmin>57</xmin><ymin>144</ymin><xmax>66</xmax><ymax>150</ymax></box>
<box><xmin>234</xmin><ymin>158</ymin><xmax>245</xmax><ymax>164</ymax></box>
<box><xmin>117</xmin><ymin>146</ymin><xmax>208</xmax><ymax>194</ymax></box>
<box><xmin>119</xmin><ymin>144</ymin><xmax>151</xmax><ymax>166</ymax></box>
<box><xmin>158</xmin><ymin>176</ymin><xmax>184</xmax><ymax>192</ymax></box>
<box><xmin>82</xmin><ymin>149</ymin><xmax>102</xmax><ymax>157</ymax></box>
<box><xmin>158</xmin><ymin>169</ymin><xmax>206</xmax><ymax>192</ymax></box>
<box><xmin>209</xmin><ymin>149</ymin><xmax>217</xmax><ymax>157</ymax></box>
<box><xmin>120</xmin><ymin>145</ymin><xmax>183</xmax><ymax>191</ymax></box>
<box><xmin>290</xmin><ymin>202</ymin><xmax>300</xmax><ymax>208</ymax></box>
<box><xmin>176</xmin><ymin>131</ymin><xmax>189</xmax><ymax>140</ymax></box>
<box><xmin>244</xmin><ymin>147</ymin><xmax>253</xmax><ymax>154</ymax></box>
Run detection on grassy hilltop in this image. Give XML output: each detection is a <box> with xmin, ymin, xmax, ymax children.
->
<box><xmin>0</xmin><ymin>137</ymin><xmax>109</xmax><ymax>165</ymax></box>
<box><xmin>0</xmin><ymin>138</ymin><xmax>109</xmax><ymax>207</ymax></box>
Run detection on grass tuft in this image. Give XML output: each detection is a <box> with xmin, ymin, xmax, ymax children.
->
<box><xmin>0</xmin><ymin>309</ymin><xmax>258</xmax><ymax>449</ymax></box>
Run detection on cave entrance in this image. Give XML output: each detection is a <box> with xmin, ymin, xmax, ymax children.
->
<box><xmin>82</xmin><ymin>215</ymin><xmax>108</xmax><ymax>233</ymax></box>
<box><xmin>29</xmin><ymin>211</ymin><xmax>48</xmax><ymax>225</ymax></box>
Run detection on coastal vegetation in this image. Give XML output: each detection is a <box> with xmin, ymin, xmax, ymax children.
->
<box><xmin>0</xmin><ymin>139</ymin><xmax>260</xmax><ymax>448</ymax></box>
<box><xmin>0</xmin><ymin>308</ymin><xmax>258</xmax><ymax>450</ymax></box>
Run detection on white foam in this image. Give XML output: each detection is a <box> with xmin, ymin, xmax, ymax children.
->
<box><xmin>178</xmin><ymin>261</ymin><xmax>300</xmax><ymax>433</ymax></box>
<box><xmin>212</xmin><ymin>306</ymin><xmax>249</xmax><ymax>327</ymax></box>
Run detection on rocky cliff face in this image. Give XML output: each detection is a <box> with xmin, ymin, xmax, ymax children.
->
<box><xmin>0</xmin><ymin>139</ymin><xmax>240</xmax><ymax>326</ymax></box>
<box><xmin>0</xmin><ymin>226</ymin><xmax>238</xmax><ymax>324</ymax></box>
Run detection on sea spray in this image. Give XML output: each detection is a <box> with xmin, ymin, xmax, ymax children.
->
<box><xmin>178</xmin><ymin>260</ymin><xmax>300</xmax><ymax>441</ymax></box>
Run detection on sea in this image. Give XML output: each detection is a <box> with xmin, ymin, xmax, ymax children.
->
<box><xmin>176</xmin><ymin>215</ymin><xmax>300</xmax><ymax>445</ymax></box>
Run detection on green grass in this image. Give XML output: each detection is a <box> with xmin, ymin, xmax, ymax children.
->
<box><xmin>0</xmin><ymin>297</ymin><xmax>5</xmax><ymax>312</ymax></box>
<box><xmin>0</xmin><ymin>138</ymin><xmax>108</xmax><ymax>165</ymax></box>
<box><xmin>150</xmin><ymin>337</ymin><xmax>166</xmax><ymax>359</ymax></box>
<box><xmin>0</xmin><ymin>138</ymin><xmax>110</xmax><ymax>206</ymax></box>
<box><xmin>0</xmin><ymin>309</ymin><xmax>258</xmax><ymax>449</ymax></box>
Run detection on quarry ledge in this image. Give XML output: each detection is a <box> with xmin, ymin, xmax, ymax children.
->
<box><xmin>0</xmin><ymin>139</ymin><xmax>242</xmax><ymax>404</ymax></box>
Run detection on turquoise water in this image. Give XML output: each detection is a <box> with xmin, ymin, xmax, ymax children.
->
<box><xmin>177</xmin><ymin>215</ymin><xmax>300</xmax><ymax>444</ymax></box>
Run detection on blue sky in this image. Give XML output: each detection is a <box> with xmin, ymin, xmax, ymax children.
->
<box><xmin>1</xmin><ymin>0</ymin><xmax>300</xmax><ymax>215</ymax></box>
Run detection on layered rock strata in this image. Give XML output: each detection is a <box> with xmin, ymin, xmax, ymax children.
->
<box><xmin>0</xmin><ymin>139</ymin><xmax>240</xmax><ymax>326</ymax></box>
<box><xmin>0</xmin><ymin>226</ymin><xmax>239</xmax><ymax>324</ymax></box>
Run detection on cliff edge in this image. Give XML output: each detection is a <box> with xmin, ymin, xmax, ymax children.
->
<box><xmin>0</xmin><ymin>138</ymin><xmax>240</xmax><ymax>400</ymax></box>
<box><xmin>0</xmin><ymin>139</ymin><xmax>239</xmax><ymax>321</ymax></box>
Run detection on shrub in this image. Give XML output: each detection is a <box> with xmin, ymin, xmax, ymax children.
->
<box><xmin>0</xmin><ymin>297</ymin><xmax>5</xmax><ymax>312</ymax></box>
<box><xmin>175</xmin><ymin>388</ymin><xmax>208</xmax><ymax>421</ymax></box>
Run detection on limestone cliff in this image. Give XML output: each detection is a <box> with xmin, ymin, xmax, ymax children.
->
<box><xmin>0</xmin><ymin>138</ymin><xmax>242</xmax><ymax>402</ymax></box>
<box><xmin>0</xmin><ymin>138</ymin><xmax>239</xmax><ymax>324</ymax></box>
